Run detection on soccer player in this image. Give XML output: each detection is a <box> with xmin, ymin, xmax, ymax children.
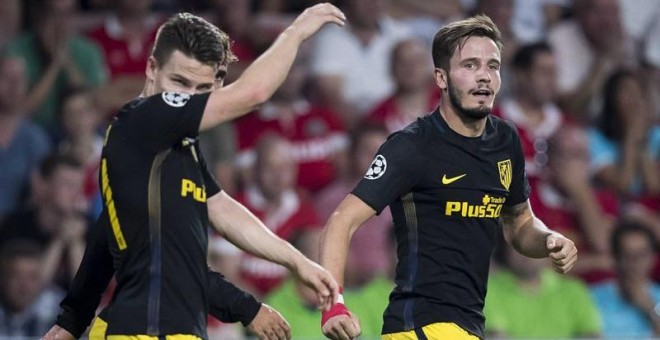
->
<box><xmin>319</xmin><ymin>15</ymin><xmax>577</xmax><ymax>340</ymax></box>
<box><xmin>42</xmin><ymin>4</ymin><xmax>345</xmax><ymax>340</ymax></box>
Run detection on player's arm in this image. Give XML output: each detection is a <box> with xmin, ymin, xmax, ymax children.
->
<box><xmin>500</xmin><ymin>200</ymin><xmax>577</xmax><ymax>273</ymax></box>
<box><xmin>199</xmin><ymin>3</ymin><xmax>345</xmax><ymax>130</ymax></box>
<box><xmin>206</xmin><ymin>191</ymin><xmax>339</xmax><ymax>310</ymax></box>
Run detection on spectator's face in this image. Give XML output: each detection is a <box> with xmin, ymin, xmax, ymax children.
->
<box><xmin>577</xmin><ymin>0</ymin><xmax>621</xmax><ymax>48</ymax></box>
<box><xmin>616</xmin><ymin>231</ymin><xmax>655</xmax><ymax>280</ymax></box>
<box><xmin>436</xmin><ymin>36</ymin><xmax>501</xmax><ymax>120</ymax></box>
<box><xmin>46</xmin><ymin>165</ymin><xmax>85</xmax><ymax>214</ymax></box>
<box><xmin>347</xmin><ymin>0</ymin><xmax>383</xmax><ymax>29</ymax></box>
<box><xmin>146</xmin><ymin>51</ymin><xmax>226</xmax><ymax>96</ymax></box>
<box><xmin>476</xmin><ymin>0</ymin><xmax>513</xmax><ymax>34</ymax></box>
<box><xmin>614</xmin><ymin>75</ymin><xmax>650</xmax><ymax>127</ymax></box>
<box><xmin>392</xmin><ymin>40</ymin><xmax>433</xmax><ymax>93</ymax></box>
<box><xmin>548</xmin><ymin>128</ymin><xmax>589</xmax><ymax>174</ymax></box>
<box><xmin>516</xmin><ymin>51</ymin><xmax>557</xmax><ymax>104</ymax></box>
<box><xmin>61</xmin><ymin>93</ymin><xmax>100</xmax><ymax>139</ymax></box>
<box><xmin>273</xmin><ymin>64</ymin><xmax>305</xmax><ymax>101</ymax></box>
<box><xmin>1</xmin><ymin>257</ymin><xmax>42</xmax><ymax>312</ymax></box>
<box><xmin>256</xmin><ymin>141</ymin><xmax>296</xmax><ymax>200</ymax></box>
<box><xmin>0</xmin><ymin>58</ymin><xmax>27</xmax><ymax>112</ymax></box>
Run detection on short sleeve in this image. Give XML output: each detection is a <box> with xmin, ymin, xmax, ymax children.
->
<box><xmin>506</xmin><ymin>127</ymin><xmax>531</xmax><ymax>206</ymax></box>
<box><xmin>124</xmin><ymin>92</ymin><xmax>211</xmax><ymax>151</ymax></box>
<box><xmin>352</xmin><ymin>133</ymin><xmax>425</xmax><ymax>214</ymax></box>
<box><xmin>197</xmin><ymin>143</ymin><xmax>221</xmax><ymax>197</ymax></box>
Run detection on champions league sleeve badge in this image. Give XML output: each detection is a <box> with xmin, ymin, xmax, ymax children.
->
<box><xmin>364</xmin><ymin>154</ymin><xmax>387</xmax><ymax>180</ymax></box>
<box><xmin>162</xmin><ymin>92</ymin><xmax>191</xmax><ymax>108</ymax></box>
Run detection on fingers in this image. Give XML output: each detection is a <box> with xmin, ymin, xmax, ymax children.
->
<box><xmin>322</xmin><ymin>316</ymin><xmax>361</xmax><ymax>340</ymax></box>
<box><xmin>547</xmin><ymin>236</ymin><xmax>578</xmax><ymax>273</ymax></box>
<box><xmin>249</xmin><ymin>305</ymin><xmax>292</xmax><ymax>340</ymax></box>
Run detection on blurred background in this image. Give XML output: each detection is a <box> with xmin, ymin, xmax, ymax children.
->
<box><xmin>0</xmin><ymin>0</ymin><xmax>658</xmax><ymax>339</ymax></box>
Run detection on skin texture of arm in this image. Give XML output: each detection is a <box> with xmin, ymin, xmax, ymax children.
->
<box><xmin>199</xmin><ymin>3</ymin><xmax>346</xmax><ymax>131</ymax></box>
<box><xmin>500</xmin><ymin>200</ymin><xmax>578</xmax><ymax>273</ymax></box>
<box><xmin>207</xmin><ymin>191</ymin><xmax>339</xmax><ymax>311</ymax></box>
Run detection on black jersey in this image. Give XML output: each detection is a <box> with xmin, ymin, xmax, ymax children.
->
<box><xmin>352</xmin><ymin>110</ymin><xmax>530</xmax><ymax>339</ymax></box>
<box><xmin>99</xmin><ymin>92</ymin><xmax>220</xmax><ymax>338</ymax></box>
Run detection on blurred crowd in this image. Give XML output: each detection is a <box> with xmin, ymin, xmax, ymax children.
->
<box><xmin>0</xmin><ymin>0</ymin><xmax>658</xmax><ymax>339</ymax></box>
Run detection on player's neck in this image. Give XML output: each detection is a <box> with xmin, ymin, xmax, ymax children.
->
<box><xmin>439</xmin><ymin>102</ymin><xmax>487</xmax><ymax>138</ymax></box>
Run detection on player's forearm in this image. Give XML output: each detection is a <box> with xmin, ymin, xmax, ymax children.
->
<box><xmin>208</xmin><ymin>192</ymin><xmax>302</xmax><ymax>270</ymax></box>
<box><xmin>509</xmin><ymin>216</ymin><xmax>555</xmax><ymax>258</ymax></box>
<box><xmin>319</xmin><ymin>212</ymin><xmax>353</xmax><ymax>286</ymax></box>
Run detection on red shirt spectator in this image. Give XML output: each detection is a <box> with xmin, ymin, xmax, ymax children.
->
<box><xmin>367</xmin><ymin>88</ymin><xmax>439</xmax><ymax>134</ymax></box>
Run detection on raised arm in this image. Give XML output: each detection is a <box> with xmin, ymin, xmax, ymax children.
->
<box><xmin>206</xmin><ymin>191</ymin><xmax>339</xmax><ymax>310</ymax></box>
<box><xmin>500</xmin><ymin>200</ymin><xmax>577</xmax><ymax>273</ymax></box>
<box><xmin>199</xmin><ymin>3</ymin><xmax>345</xmax><ymax>130</ymax></box>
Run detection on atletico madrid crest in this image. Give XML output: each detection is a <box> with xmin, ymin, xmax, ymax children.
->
<box><xmin>498</xmin><ymin>159</ymin><xmax>512</xmax><ymax>191</ymax></box>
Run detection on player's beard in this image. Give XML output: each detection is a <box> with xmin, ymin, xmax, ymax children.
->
<box><xmin>447</xmin><ymin>77</ymin><xmax>491</xmax><ymax>121</ymax></box>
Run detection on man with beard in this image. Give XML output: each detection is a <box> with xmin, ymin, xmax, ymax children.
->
<box><xmin>318</xmin><ymin>15</ymin><xmax>578</xmax><ymax>340</ymax></box>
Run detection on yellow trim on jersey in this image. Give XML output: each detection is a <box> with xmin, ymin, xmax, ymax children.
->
<box><xmin>382</xmin><ymin>322</ymin><xmax>479</xmax><ymax>340</ymax></box>
<box><xmin>89</xmin><ymin>316</ymin><xmax>202</xmax><ymax>340</ymax></box>
<box><xmin>89</xmin><ymin>317</ymin><xmax>108</xmax><ymax>340</ymax></box>
<box><xmin>102</xmin><ymin>158</ymin><xmax>127</xmax><ymax>250</ymax></box>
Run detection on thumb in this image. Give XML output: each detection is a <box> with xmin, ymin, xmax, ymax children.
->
<box><xmin>546</xmin><ymin>234</ymin><xmax>559</xmax><ymax>250</ymax></box>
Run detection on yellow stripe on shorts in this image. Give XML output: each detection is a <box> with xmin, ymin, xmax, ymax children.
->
<box><xmin>382</xmin><ymin>322</ymin><xmax>479</xmax><ymax>340</ymax></box>
<box><xmin>89</xmin><ymin>317</ymin><xmax>202</xmax><ymax>340</ymax></box>
<box><xmin>101</xmin><ymin>158</ymin><xmax>127</xmax><ymax>250</ymax></box>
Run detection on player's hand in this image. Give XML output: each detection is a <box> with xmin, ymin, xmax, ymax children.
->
<box><xmin>291</xmin><ymin>258</ymin><xmax>339</xmax><ymax>311</ymax></box>
<box><xmin>41</xmin><ymin>325</ymin><xmax>75</xmax><ymax>340</ymax></box>
<box><xmin>546</xmin><ymin>233</ymin><xmax>578</xmax><ymax>273</ymax></box>
<box><xmin>247</xmin><ymin>304</ymin><xmax>291</xmax><ymax>340</ymax></box>
<box><xmin>322</xmin><ymin>312</ymin><xmax>361</xmax><ymax>340</ymax></box>
<box><xmin>289</xmin><ymin>3</ymin><xmax>346</xmax><ymax>42</ymax></box>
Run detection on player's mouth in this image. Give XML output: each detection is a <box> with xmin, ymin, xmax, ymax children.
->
<box><xmin>471</xmin><ymin>88</ymin><xmax>492</xmax><ymax>99</ymax></box>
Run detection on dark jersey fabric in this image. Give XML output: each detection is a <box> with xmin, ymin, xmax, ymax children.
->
<box><xmin>352</xmin><ymin>110</ymin><xmax>530</xmax><ymax>339</ymax></box>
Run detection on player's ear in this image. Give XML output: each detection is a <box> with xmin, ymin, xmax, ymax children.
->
<box><xmin>434</xmin><ymin>68</ymin><xmax>448</xmax><ymax>91</ymax></box>
<box><xmin>146</xmin><ymin>56</ymin><xmax>158</xmax><ymax>82</ymax></box>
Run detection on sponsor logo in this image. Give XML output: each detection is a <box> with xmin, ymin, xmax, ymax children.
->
<box><xmin>442</xmin><ymin>173</ymin><xmax>466</xmax><ymax>185</ymax></box>
<box><xmin>181</xmin><ymin>178</ymin><xmax>207</xmax><ymax>202</ymax></box>
<box><xmin>445</xmin><ymin>194</ymin><xmax>505</xmax><ymax>218</ymax></box>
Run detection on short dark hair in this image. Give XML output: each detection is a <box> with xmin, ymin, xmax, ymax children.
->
<box><xmin>0</xmin><ymin>240</ymin><xmax>43</xmax><ymax>276</ymax></box>
<box><xmin>432</xmin><ymin>14</ymin><xmax>503</xmax><ymax>71</ymax></box>
<box><xmin>151</xmin><ymin>13</ymin><xmax>237</xmax><ymax>72</ymax></box>
<box><xmin>611</xmin><ymin>221</ymin><xmax>657</xmax><ymax>260</ymax></box>
<box><xmin>38</xmin><ymin>153</ymin><xmax>82</xmax><ymax>180</ymax></box>
<box><xmin>511</xmin><ymin>42</ymin><xmax>552</xmax><ymax>71</ymax></box>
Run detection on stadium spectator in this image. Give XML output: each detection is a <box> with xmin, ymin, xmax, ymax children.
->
<box><xmin>386</xmin><ymin>0</ymin><xmax>464</xmax><ymax>42</ymax></box>
<box><xmin>0</xmin><ymin>55</ymin><xmax>51</xmax><ymax>221</ymax></box>
<box><xmin>56</xmin><ymin>88</ymin><xmax>105</xmax><ymax>218</ymax></box>
<box><xmin>366</xmin><ymin>38</ymin><xmax>439</xmax><ymax>134</ymax></box>
<box><xmin>588</xmin><ymin>69</ymin><xmax>660</xmax><ymax>202</ymax></box>
<box><xmin>590</xmin><ymin>221</ymin><xmax>660</xmax><ymax>338</ymax></box>
<box><xmin>0</xmin><ymin>0</ymin><xmax>23</xmax><ymax>50</ymax></box>
<box><xmin>484</xmin><ymin>235</ymin><xmax>601</xmax><ymax>338</ymax></box>
<box><xmin>309</xmin><ymin>0</ymin><xmax>411</xmax><ymax>128</ymax></box>
<box><xmin>0</xmin><ymin>240</ymin><xmax>64</xmax><ymax>338</ymax></box>
<box><xmin>235</xmin><ymin>60</ymin><xmax>348</xmax><ymax>194</ymax></box>
<box><xmin>548</xmin><ymin>0</ymin><xmax>636</xmax><ymax>123</ymax></box>
<box><xmin>0</xmin><ymin>154</ymin><xmax>88</xmax><ymax>289</ymax></box>
<box><xmin>4</xmin><ymin>0</ymin><xmax>107</xmax><ymax>133</ymax></box>
<box><xmin>531</xmin><ymin>125</ymin><xmax>618</xmax><ymax>283</ymax></box>
<box><xmin>87</xmin><ymin>0</ymin><xmax>162</xmax><ymax>115</ymax></box>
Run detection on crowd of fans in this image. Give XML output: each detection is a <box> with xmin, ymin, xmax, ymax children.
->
<box><xmin>0</xmin><ymin>0</ymin><xmax>658</xmax><ymax>339</ymax></box>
